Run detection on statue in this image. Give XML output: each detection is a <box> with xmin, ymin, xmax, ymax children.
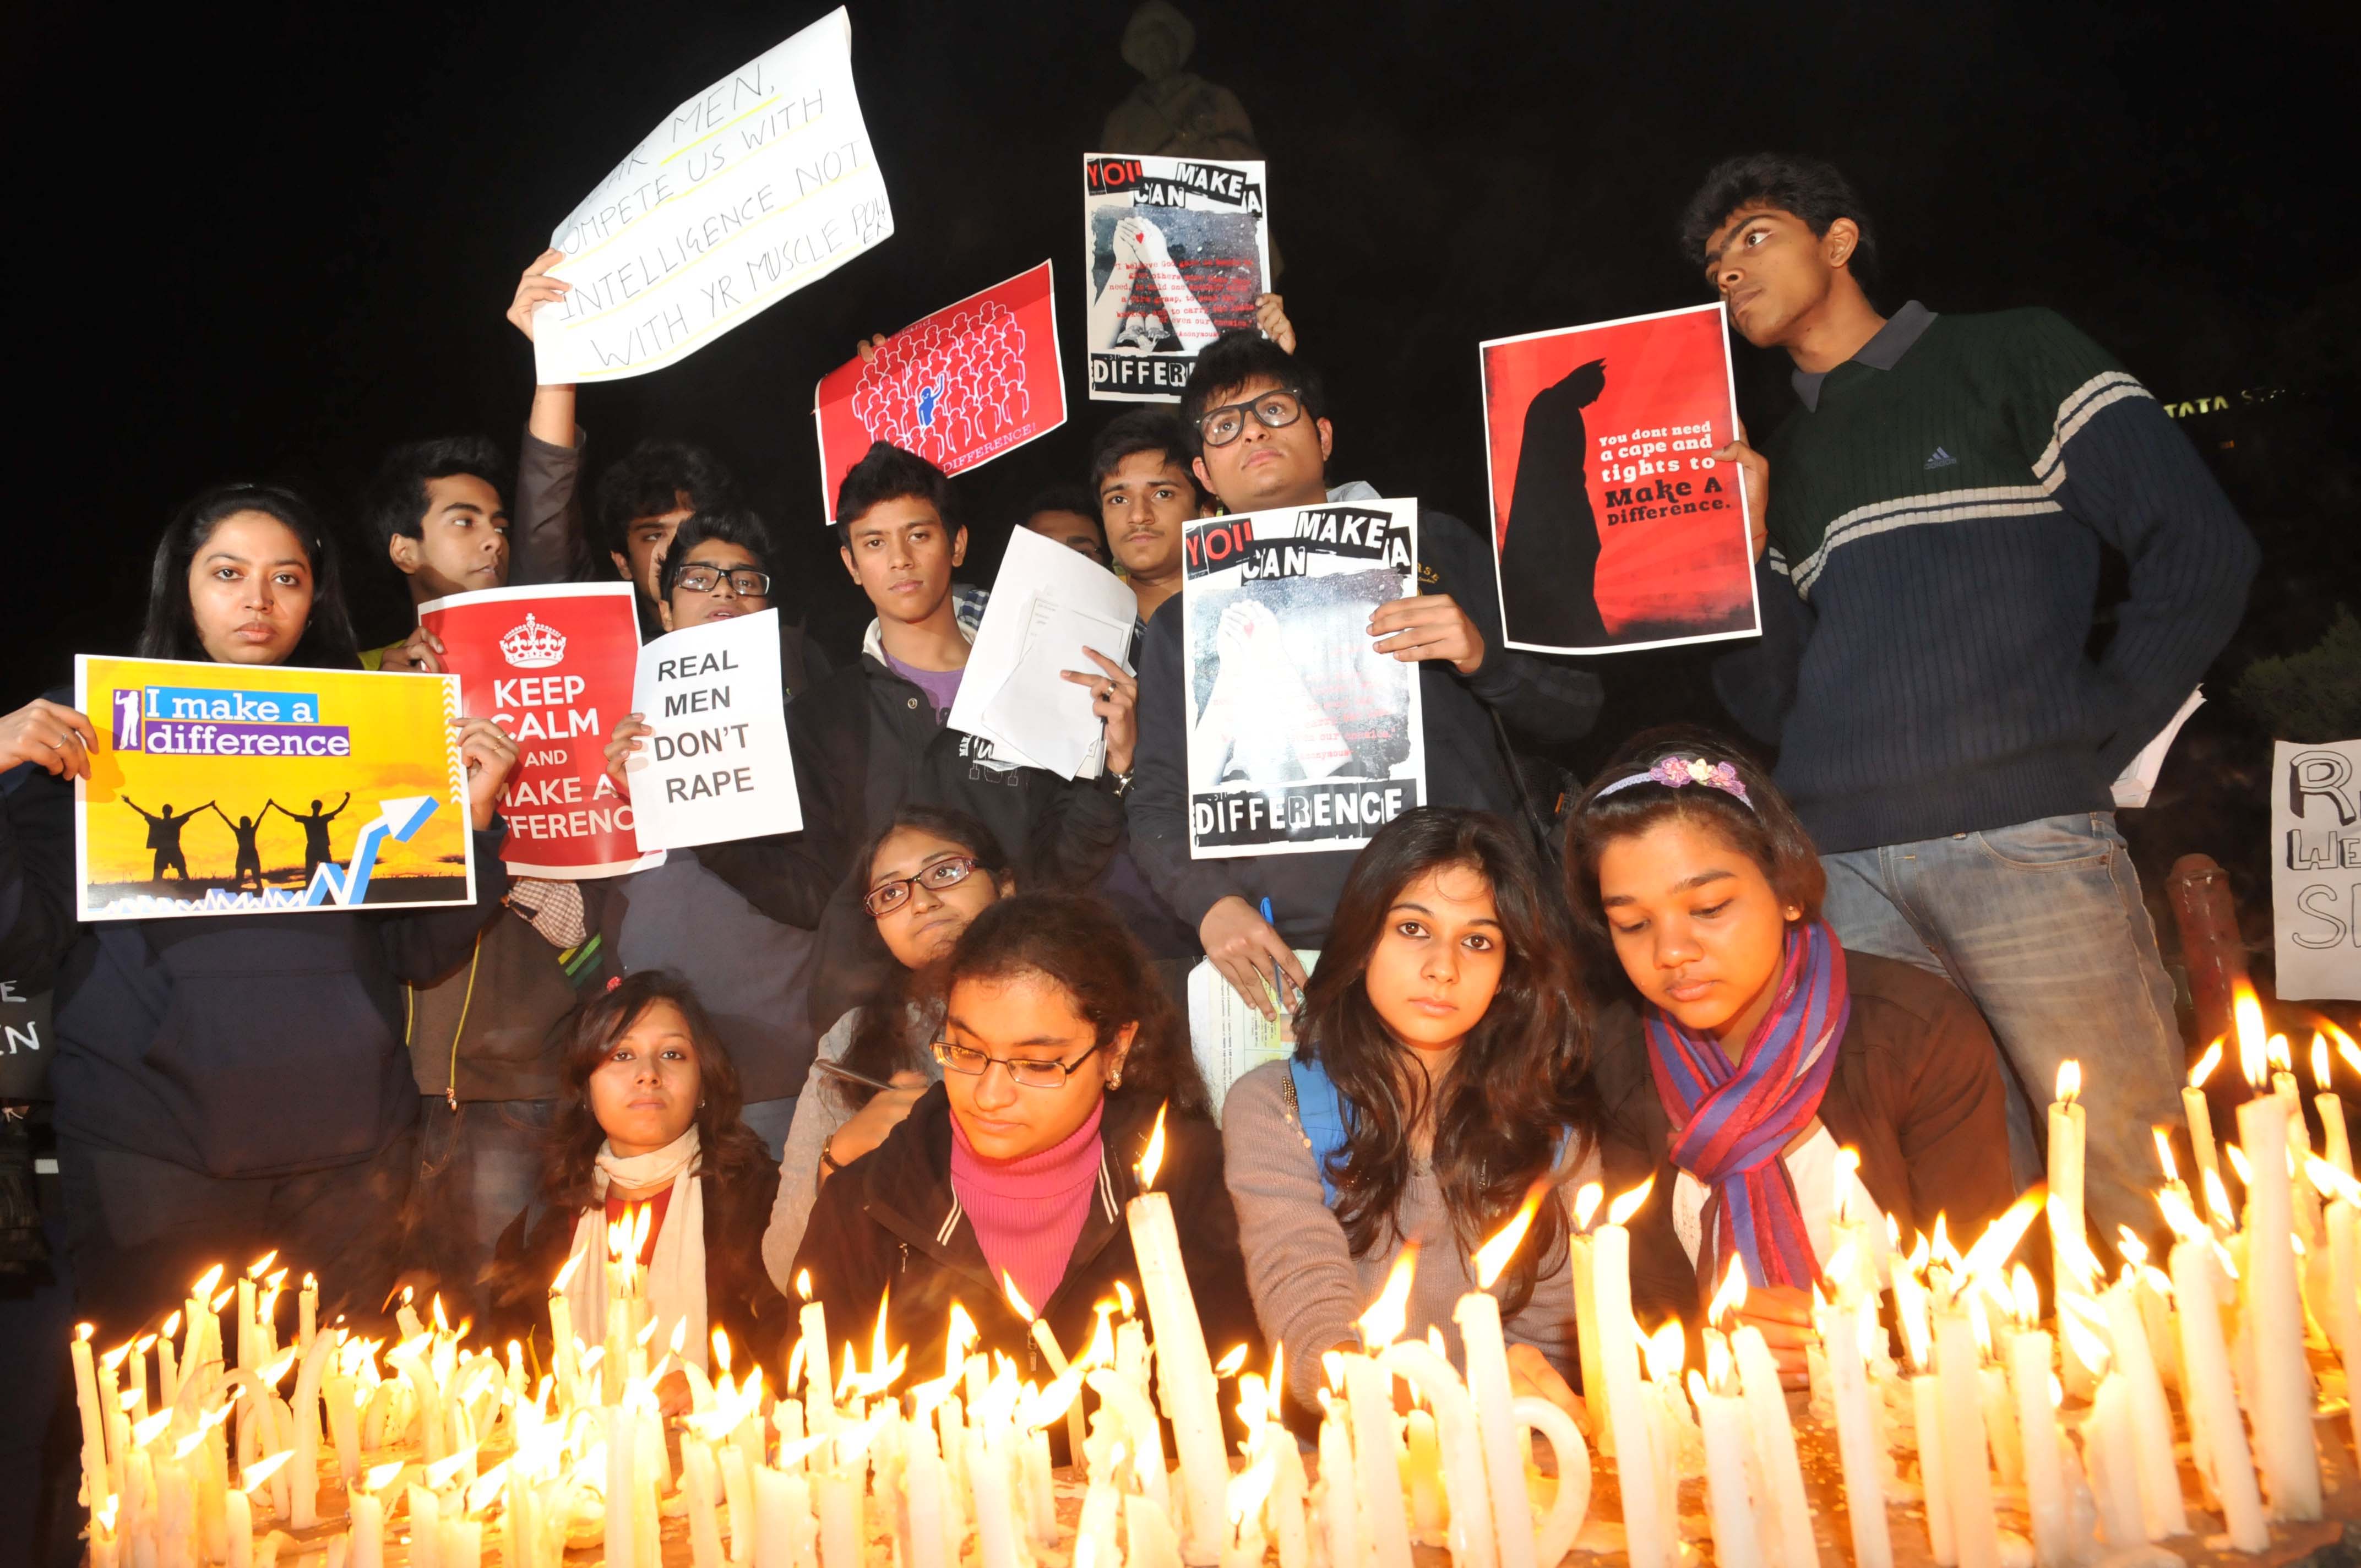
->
<box><xmin>1101</xmin><ymin>1</ymin><xmax>1263</xmax><ymax>163</ymax></box>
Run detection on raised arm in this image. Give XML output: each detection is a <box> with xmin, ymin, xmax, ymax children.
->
<box><xmin>507</xmin><ymin>248</ymin><xmax>586</xmax><ymax>585</ymax></box>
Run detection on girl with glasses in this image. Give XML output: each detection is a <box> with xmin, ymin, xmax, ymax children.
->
<box><xmin>792</xmin><ymin>892</ymin><xmax>1257</xmax><ymax>1425</ymax></box>
<box><xmin>1221</xmin><ymin>805</ymin><xmax>1596</xmax><ymax>1423</ymax></box>
<box><xmin>759</xmin><ymin>805</ymin><xmax>1015</xmax><ymax>1287</ymax></box>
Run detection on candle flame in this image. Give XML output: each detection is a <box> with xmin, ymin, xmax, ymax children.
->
<box><xmin>2233</xmin><ymin>982</ymin><xmax>2270</xmax><ymax>1087</ymax></box>
<box><xmin>2190</xmin><ymin>1038</ymin><xmax>2222</xmax><ymax>1090</ymax></box>
<box><xmin>1706</xmin><ymin>1332</ymin><xmax>1735</xmax><ymax>1391</ymax></box>
<box><xmin>1642</xmin><ymin>1320</ymin><xmax>1685</xmax><ymax>1383</ymax></box>
<box><xmin>243</xmin><ymin>1450</ymin><xmax>293</xmax><ymax>1491</ymax></box>
<box><xmin>248</xmin><ymin>1251</ymin><xmax>278</xmax><ymax>1278</ymax></box>
<box><xmin>635</xmin><ymin>1316</ymin><xmax>659</xmax><ymax>1348</ymax></box>
<box><xmin>2115</xmin><ymin>1227</ymin><xmax>2148</xmax><ymax>1270</ymax></box>
<box><xmin>2048</xmin><ymin>1373</ymin><xmax>2064</xmax><ymax>1408</ymax></box>
<box><xmin>77</xmin><ymin>1321</ymin><xmax>94</xmax><ymax>1343</ymax></box>
<box><xmin>795</xmin><ymin>1267</ymin><xmax>812</xmax><ymax>1301</ymax></box>
<box><xmin>1136</xmin><ymin>1102</ymin><xmax>1171</xmax><ymax>1190</ymax></box>
<box><xmin>2202</xmin><ymin>1167</ymin><xmax>2237</xmax><ymax>1228</ymax></box>
<box><xmin>465</xmin><ymin>1460</ymin><xmax>510</xmax><ymax>1516</ymax></box>
<box><xmin>1573</xmin><ymin>1180</ymin><xmax>1603</xmax><ymax>1231</ymax></box>
<box><xmin>1114</xmin><ymin>1280</ymin><xmax>1135</xmax><ymax>1319</ymax></box>
<box><xmin>2153</xmin><ymin>1128</ymin><xmax>2178</xmax><ymax>1183</ymax></box>
<box><xmin>1357</xmin><ymin>1244</ymin><xmax>1417</xmax><ymax>1349</ymax></box>
<box><xmin>666</xmin><ymin>1318</ymin><xmax>687</xmax><ymax>1357</ymax></box>
<box><xmin>1472</xmin><ymin>1180</ymin><xmax>1548</xmax><ymax>1289</ymax></box>
<box><xmin>100</xmin><ymin>1342</ymin><xmax>129</xmax><ymax>1371</ymax></box>
<box><xmin>1215</xmin><ymin>1343</ymin><xmax>1249</xmax><ymax>1379</ymax></box>
<box><xmin>1707</xmin><ymin>1253</ymin><xmax>1749</xmax><ymax>1330</ymax></box>
<box><xmin>1953</xmin><ymin>1185</ymin><xmax>2044</xmax><ymax>1292</ymax></box>
<box><xmin>1227</xmin><ymin>1451</ymin><xmax>1276</xmax><ymax>1525</ymax></box>
<box><xmin>2140</xmin><ymin>1265</ymin><xmax>2173</xmax><ymax>1299</ymax></box>
<box><xmin>2057</xmin><ymin>1305</ymin><xmax>2109</xmax><ymax>1377</ymax></box>
<box><xmin>711</xmin><ymin>1329</ymin><xmax>732</xmax><ymax>1374</ymax></box>
<box><xmin>2307</xmin><ymin>1155</ymin><xmax>2361</xmax><ymax>1206</ymax></box>
<box><xmin>2010</xmin><ymin>1263</ymin><xmax>2039</xmax><ymax>1327</ymax></box>
<box><xmin>260</xmin><ymin>1347</ymin><xmax>296</xmax><ymax>1386</ymax></box>
<box><xmin>132</xmin><ymin>1332</ymin><xmax>157</xmax><ymax>1358</ymax></box>
<box><xmin>2314</xmin><ymin>1033</ymin><xmax>2333</xmax><ymax>1092</ymax></box>
<box><xmin>1968</xmin><ymin>1293</ymin><xmax>1993</xmax><ymax>1359</ymax></box>
<box><xmin>1607</xmin><ymin>1175</ymin><xmax>1655</xmax><ymax>1228</ymax></box>
<box><xmin>2340</xmin><ymin>1030</ymin><xmax>2361</xmax><ymax>1079</ymax></box>
<box><xmin>948</xmin><ymin>1301</ymin><xmax>978</xmax><ymax>1364</ymax></box>
<box><xmin>1321</xmin><ymin>1350</ymin><xmax>1347</xmax><ymax>1392</ymax></box>
<box><xmin>2156</xmin><ymin>1184</ymin><xmax>2205</xmax><ymax>1240</ymax></box>
<box><xmin>155</xmin><ymin>1412</ymin><xmax>204</xmax><ymax>1451</ymax></box>
<box><xmin>2266</xmin><ymin>1033</ymin><xmax>2291</xmax><ymax>1075</ymax></box>
<box><xmin>1000</xmin><ymin>1271</ymin><xmax>1037</xmax><ymax>1324</ymax></box>
<box><xmin>96</xmin><ymin>1498</ymin><xmax>118</xmax><ymax>1534</ymax></box>
<box><xmin>264</xmin><ymin>1267</ymin><xmax>288</xmax><ymax>1293</ymax></box>
<box><xmin>194</xmin><ymin>1264</ymin><xmax>225</xmax><ymax>1298</ymax></box>
<box><xmin>2224</xmin><ymin>1143</ymin><xmax>2251</xmax><ymax>1186</ymax></box>
<box><xmin>426</xmin><ymin>1445</ymin><xmax>478</xmax><ymax>1488</ymax></box>
<box><xmin>551</xmin><ymin>1250</ymin><xmax>584</xmax><ymax>1295</ymax></box>
<box><xmin>2055</xmin><ymin>1060</ymin><xmax>2081</xmax><ymax>1104</ymax></box>
<box><xmin>162</xmin><ymin>1311</ymin><xmax>181</xmax><ymax>1338</ymax></box>
<box><xmin>173</xmin><ymin>1429</ymin><xmax>208</xmax><ymax>1462</ymax></box>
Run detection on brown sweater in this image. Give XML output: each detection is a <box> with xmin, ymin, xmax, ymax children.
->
<box><xmin>1592</xmin><ymin>949</ymin><xmax>2015</xmax><ymax>1333</ymax></box>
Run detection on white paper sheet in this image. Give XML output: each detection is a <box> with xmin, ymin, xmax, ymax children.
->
<box><xmin>2112</xmin><ymin>686</ymin><xmax>2205</xmax><ymax>808</ymax></box>
<box><xmin>1188</xmin><ymin>950</ymin><xmax>1320</xmax><ymax>1124</ymax></box>
<box><xmin>946</xmin><ymin>528</ymin><xmax>1138</xmax><ymax>780</ymax></box>
<box><xmin>2271</xmin><ymin>738</ymin><xmax>2361</xmax><ymax>1000</ymax></box>
<box><xmin>533</xmin><ymin>8</ymin><xmax>893</xmax><ymax>385</ymax></box>
<box><xmin>625</xmin><ymin>610</ymin><xmax>802</xmax><ymax>852</ymax></box>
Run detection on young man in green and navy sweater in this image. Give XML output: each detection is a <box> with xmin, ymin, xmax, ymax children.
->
<box><xmin>1689</xmin><ymin>154</ymin><xmax>2257</xmax><ymax>1251</ymax></box>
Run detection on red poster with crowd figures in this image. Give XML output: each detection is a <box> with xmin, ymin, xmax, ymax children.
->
<box><xmin>1480</xmin><ymin>301</ymin><xmax>1759</xmax><ymax>654</ymax></box>
<box><xmin>416</xmin><ymin>581</ymin><xmax>659</xmax><ymax>878</ymax></box>
<box><xmin>812</xmin><ymin>260</ymin><xmax>1067</xmax><ymax>522</ymax></box>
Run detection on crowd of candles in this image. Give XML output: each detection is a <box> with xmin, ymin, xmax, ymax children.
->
<box><xmin>65</xmin><ymin>998</ymin><xmax>2361</xmax><ymax>1568</ymax></box>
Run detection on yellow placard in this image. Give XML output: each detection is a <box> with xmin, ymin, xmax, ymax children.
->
<box><xmin>74</xmin><ymin>655</ymin><xmax>475</xmax><ymax>921</ymax></box>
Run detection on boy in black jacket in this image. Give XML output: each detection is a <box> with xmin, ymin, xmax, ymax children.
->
<box><xmin>698</xmin><ymin>445</ymin><xmax>1130</xmax><ymax>1031</ymax></box>
<box><xmin>1126</xmin><ymin>334</ymin><xmax>1605</xmax><ymax>1017</ymax></box>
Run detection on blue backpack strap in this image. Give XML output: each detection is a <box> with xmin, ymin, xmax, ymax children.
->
<box><xmin>1287</xmin><ymin>1057</ymin><xmax>1350</xmax><ymax>1209</ymax></box>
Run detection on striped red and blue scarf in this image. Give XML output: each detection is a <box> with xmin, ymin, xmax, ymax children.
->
<box><xmin>1644</xmin><ymin>919</ymin><xmax>1851</xmax><ymax>1294</ymax></box>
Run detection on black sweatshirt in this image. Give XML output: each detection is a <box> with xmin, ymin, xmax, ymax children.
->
<box><xmin>1124</xmin><ymin>504</ymin><xmax>1603</xmax><ymax>948</ymax></box>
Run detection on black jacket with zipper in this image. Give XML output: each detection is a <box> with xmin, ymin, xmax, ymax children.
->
<box><xmin>792</xmin><ymin>1084</ymin><xmax>1259</xmax><ymax>1446</ymax></box>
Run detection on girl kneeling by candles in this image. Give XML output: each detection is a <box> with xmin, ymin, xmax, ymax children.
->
<box><xmin>1563</xmin><ymin>728</ymin><xmax>2012</xmax><ymax>1382</ymax></box>
<box><xmin>1223</xmin><ymin>805</ymin><xmax>1595</xmax><ymax>1423</ymax></box>
<box><xmin>793</xmin><ymin>892</ymin><xmax>1258</xmax><ymax>1420</ymax></box>
<box><xmin>493</xmin><ymin>970</ymin><xmax>788</xmax><ymax>1412</ymax></box>
<box><xmin>761</xmin><ymin>805</ymin><xmax>1016</xmax><ymax>1289</ymax></box>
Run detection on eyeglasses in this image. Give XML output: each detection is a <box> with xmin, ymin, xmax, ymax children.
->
<box><xmin>931</xmin><ymin>1037</ymin><xmax>1105</xmax><ymax>1090</ymax></box>
<box><xmin>1194</xmin><ymin>389</ymin><xmax>1307</xmax><ymax>449</ymax></box>
<box><xmin>676</xmin><ymin>565</ymin><xmax>773</xmax><ymax>596</ymax></box>
<box><xmin>862</xmin><ymin>854</ymin><xmax>980</xmax><ymax>917</ymax></box>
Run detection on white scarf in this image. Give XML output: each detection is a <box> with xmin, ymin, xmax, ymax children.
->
<box><xmin>562</xmin><ymin>1127</ymin><xmax>709</xmax><ymax>1371</ymax></box>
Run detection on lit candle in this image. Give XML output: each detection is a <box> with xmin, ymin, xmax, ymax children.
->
<box><xmin>1341</xmin><ymin>1352</ymin><xmax>1414</xmax><ymax>1568</ymax></box>
<box><xmin>2047</xmin><ymin>1061</ymin><xmax>2086</xmax><ymax>1299</ymax></box>
<box><xmin>1377</xmin><ymin>1335</ymin><xmax>1497</xmax><ymax>1568</ymax></box>
<box><xmin>286</xmin><ymin>1325</ymin><xmax>336</xmax><ymax>1530</ymax></box>
<box><xmin>2184</xmin><ymin>1040</ymin><xmax>2226</xmax><ymax>1199</ymax></box>
<box><xmin>1690</xmin><ymin>1351</ymin><xmax>1765</xmax><ymax>1568</ymax></box>
<box><xmin>1124</xmin><ymin>1107</ymin><xmax>1230</xmax><ymax>1565</ymax></box>
<box><xmin>718</xmin><ymin>1440</ymin><xmax>757</xmax><ymax>1565</ymax></box>
<box><xmin>70</xmin><ymin>1325</ymin><xmax>112</xmax><ymax>1515</ymax></box>
<box><xmin>2162</xmin><ymin>1195</ymin><xmax>2267</xmax><ymax>1551</ymax></box>
<box><xmin>1454</xmin><ymin>1185</ymin><xmax>1549</xmax><ymax>1568</ymax></box>
<box><xmin>349</xmin><ymin>1462</ymin><xmax>401</xmax><ymax>1568</ymax></box>
<box><xmin>604</xmin><ymin>1402</ymin><xmax>637</xmax><ymax>1568</ymax></box>
<box><xmin>1732</xmin><ymin>1323</ymin><xmax>1818</xmax><ymax>1568</ymax></box>
<box><xmin>1267</xmin><ymin>1427</ymin><xmax>1312</xmax><ymax>1568</ymax></box>
<box><xmin>752</xmin><ymin>1459</ymin><xmax>814</xmax><ymax>1568</ymax></box>
<box><xmin>1934</xmin><ymin>1304</ymin><xmax>2001</xmax><ymax>1568</ymax></box>
<box><xmin>1000</xmin><ymin>1271</ymin><xmax>1089</xmax><ymax>1473</ymax></box>
<box><xmin>904</xmin><ymin>1420</ymin><xmax>953</xmax><ymax>1568</ymax></box>
<box><xmin>962</xmin><ymin>1429</ymin><xmax>1019</xmax><ymax>1568</ymax></box>
<box><xmin>2002</xmin><ymin>1269</ymin><xmax>2068</xmax><ymax>1568</ymax></box>
<box><xmin>1403</xmin><ymin>1405</ymin><xmax>1445</xmax><ymax>1538</ymax></box>
<box><xmin>1565</xmin><ymin>1182</ymin><xmax>1609</xmax><ymax>1455</ymax></box>
<box><xmin>2306</xmin><ymin>1157</ymin><xmax>2361</xmax><ymax>1467</ymax></box>
<box><xmin>2314</xmin><ymin>1035</ymin><xmax>2353</xmax><ymax>1177</ymax></box>
<box><xmin>1818</xmin><ymin>1281</ymin><xmax>1893</xmax><ymax>1568</ymax></box>
<box><xmin>2082</xmin><ymin>1369</ymin><xmax>2142</xmax><ymax>1549</ymax></box>
<box><xmin>408</xmin><ymin>1481</ymin><xmax>443</xmax><ymax>1568</ymax></box>
<box><xmin>1314</xmin><ymin>1393</ymin><xmax>1361</xmax><ymax>1568</ymax></box>
<box><xmin>2235</xmin><ymin>1089</ymin><xmax>2325</xmax><ymax>1519</ymax></box>
<box><xmin>2099</xmin><ymin>1273</ymin><xmax>2186</xmax><ymax>1539</ymax></box>
<box><xmin>1590</xmin><ymin>1180</ymin><xmax>1671</xmax><ymax>1568</ymax></box>
<box><xmin>684</xmin><ymin>1435</ymin><xmax>727</xmax><ymax>1568</ymax></box>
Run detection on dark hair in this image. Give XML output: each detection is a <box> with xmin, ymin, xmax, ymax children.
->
<box><xmin>542</xmin><ymin>971</ymin><xmax>774</xmax><ymax>1207</ymax></box>
<box><xmin>1679</xmin><ymin>153</ymin><xmax>1880</xmax><ymax>288</ymax></box>
<box><xmin>660</xmin><ymin>508</ymin><xmax>779</xmax><ymax>599</ymax></box>
<box><xmin>939</xmin><ymin>892</ymin><xmax>1210</xmax><ymax>1118</ymax></box>
<box><xmin>1020</xmin><ymin>484</ymin><xmax>1106</xmax><ymax>544</ymax></box>
<box><xmin>137</xmin><ymin>483</ymin><xmax>361</xmax><ymax>668</ymax></box>
<box><xmin>1561</xmin><ymin>725</ymin><xmax>1826</xmax><ymax>966</ymax></box>
<box><xmin>1088</xmin><ymin>411</ymin><xmax>1209</xmax><ymax>499</ymax></box>
<box><xmin>594</xmin><ymin>439</ymin><xmax>740</xmax><ymax>557</ymax></box>
<box><xmin>362</xmin><ymin>437</ymin><xmax>509</xmax><ymax>550</ymax></box>
<box><xmin>1299</xmin><ymin>808</ymin><xmax>1592</xmax><ymax>1314</ymax></box>
<box><xmin>834</xmin><ymin>441</ymin><xmax>959</xmax><ymax>543</ymax></box>
<box><xmin>1177</xmin><ymin>332</ymin><xmax>1328</xmax><ymax>460</ymax></box>
<box><xmin>836</xmin><ymin>805</ymin><xmax>1015</xmax><ymax>1109</ymax></box>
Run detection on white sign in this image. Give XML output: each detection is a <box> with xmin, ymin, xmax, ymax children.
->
<box><xmin>626</xmin><ymin>611</ymin><xmax>802</xmax><ymax>853</ymax></box>
<box><xmin>534</xmin><ymin>8</ymin><xmax>893</xmax><ymax>385</ymax></box>
<box><xmin>1188</xmin><ymin>949</ymin><xmax>1318</xmax><ymax>1124</ymax></box>
<box><xmin>2272</xmin><ymin>738</ymin><xmax>2361</xmax><ymax>1000</ymax></box>
<box><xmin>1182</xmin><ymin>499</ymin><xmax>1424</xmax><ymax>859</ymax></box>
<box><xmin>946</xmin><ymin>527</ymin><xmax>1136</xmax><ymax>780</ymax></box>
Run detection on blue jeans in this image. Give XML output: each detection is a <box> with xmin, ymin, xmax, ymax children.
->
<box><xmin>415</xmin><ymin>1098</ymin><xmax>554</xmax><ymax>1317</ymax></box>
<box><xmin>1819</xmin><ymin>812</ymin><xmax>2183</xmax><ymax>1249</ymax></box>
<box><xmin>742</xmin><ymin>1096</ymin><xmax>799</xmax><ymax>1167</ymax></box>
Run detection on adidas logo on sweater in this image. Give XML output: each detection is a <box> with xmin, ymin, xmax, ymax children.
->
<box><xmin>1924</xmin><ymin>446</ymin><xmax>1959</xmax><ymax>470</ymax></box>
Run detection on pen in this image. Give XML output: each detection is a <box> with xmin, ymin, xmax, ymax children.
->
<box><xmin>1260</xmin><ymin>896</ymin><xmax>1287</xmax><ymax>1008</ymax></box>
<box><xmin>812</xmin><ymin>1059</ymin><xmax>900</xmax><ymax>1093</ymax></box>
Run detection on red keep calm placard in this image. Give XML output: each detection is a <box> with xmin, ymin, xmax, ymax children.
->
<box><xmin>418</xmin><ymin>581</ymin><xmax>657</xmax><ymax>878</ymax></box>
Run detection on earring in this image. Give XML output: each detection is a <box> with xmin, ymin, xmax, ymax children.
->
<box><xmin>1107</xmin><ymin>1066</ymin><xmax>1124</xmax><ymax>1090</ymax></box>
<box><xmin>699</xmin><ymin>1099</ymin><xmax>708</xmax><ymax>1109</ymax></box>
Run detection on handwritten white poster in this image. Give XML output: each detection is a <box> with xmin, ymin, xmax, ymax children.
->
<box><xmin>626</xmin><ymin>611</ymin><xmax>802</xmax><ymax>853</ymax></box>
<box><xmin>946</xmin><ymin>528</ymin><xmax>1136</xmax><ymax>781</ymax></box>
<box><xmin>2273</xmin><ymin>738</ymin><xmax>2361</xmax><ymax>1000</ymax></box>
<box><xmin>534</xmin><ymin>8</ymin><xmax>893</xmax><ymax>385</ymax></box>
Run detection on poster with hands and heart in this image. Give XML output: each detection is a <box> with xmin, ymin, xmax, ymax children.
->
<box><xmin>1082</xmin><ymin>152</ymin><xmax>1270</xmax><ymax>402</ymax></box>
<box><xmin>1180</xmin><ymin>499</ymin><xmax>1423</xmax><ymax>858</ymax></box>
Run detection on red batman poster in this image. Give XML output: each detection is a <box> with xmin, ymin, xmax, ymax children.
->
<box><xmin>1481</xmin><ymin>301</ymin><xmax>1759</xmax><ymax>654</ymax></box>
<box><xmin>812</xmin><ymin>260</ymin><xmax>1066</xmax><ymax>522</ymax></box>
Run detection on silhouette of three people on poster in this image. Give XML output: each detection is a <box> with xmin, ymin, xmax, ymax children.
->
<box><xmin>118</xmin><ymin>791</ymin><xmax>347</xmax><ymax>886</ymax></box>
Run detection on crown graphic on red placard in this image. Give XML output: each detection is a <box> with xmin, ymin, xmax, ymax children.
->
<box><xmin>499</xmin><ymin>612</ymin><xmax>567</xmax><ymax>669</ymax></box>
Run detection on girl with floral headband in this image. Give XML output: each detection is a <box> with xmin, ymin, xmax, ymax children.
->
<box><xmin>1563</xmin><ymin>726</ymin><xmax>2014</xmax><ymax>1383</ymax></box>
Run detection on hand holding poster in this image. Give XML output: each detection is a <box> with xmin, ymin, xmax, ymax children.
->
<box><xmin>945</xmin><ymin>527</ymin><xmax>1135</xmax><ymax>780</ymax></box>
<box><xmin>812</xmin><ymin>261</ymin><xmax>1065</xmax><ymax>521</ymax></box>
<box><xmin>625</xmin><ymin>609</ymin><xmax>802</xmax><ymax>852</ymax></box>
<box><xmin>72</xmin><ymin>656</ymin><xmax>475</xmax><ymax>921</ymax></box>
<box><xmin>1183</xmin><ymin>499</ymin><xmax>1423</xmax><ymax>859</ymax></box>
<box><xmin>2272</xmin><ymin>738</ymin><xmax>2361</xmax><ymax>1000</ymax></box>
<box><xmin>1481</xmin><ymin>301</ymin><xmax>1759</xmax><ymax>653</ymax></box>
<box><xmin>1082</xmin><ymin>153</ymin><xmax>1270</xmax><ymax>402</ymax></box>
<box><xmin>420</xmin><ymin>582</ymin><xmax>654</xmax><ymax>879</ymax></box>
<box><xmin>532</xmin><ymin>8</ymin><xmax>893</xmax><ymax>385</ymax></box>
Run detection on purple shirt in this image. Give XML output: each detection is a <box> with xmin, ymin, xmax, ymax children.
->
<box><xmin>882</xmin><ymin>650</ymin><xmax>964</xmax><ymax>725</ymax></box>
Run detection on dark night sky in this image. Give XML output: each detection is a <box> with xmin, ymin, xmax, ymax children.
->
<box><xmin>10</xmin><ymin>0</ymin><xmax>2355</xmax><ymax>913</ymax></box>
